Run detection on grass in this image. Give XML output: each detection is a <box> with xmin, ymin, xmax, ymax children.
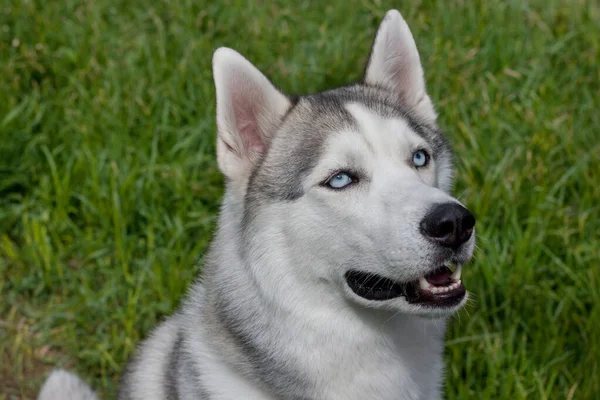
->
<box><xmin>1</xmin><ymin>0</ymin><xmax>598</xmax><ymax>398</ymax></box>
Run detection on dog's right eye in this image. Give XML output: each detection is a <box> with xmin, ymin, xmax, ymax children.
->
<box><xmin>325</xmin><ymin>172</ymin><xmax>355</xmax><ymax>189</ymax></box>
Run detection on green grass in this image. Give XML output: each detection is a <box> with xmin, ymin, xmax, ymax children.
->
<box><xmin>1</xmin><ymin>0</ymin><xmax>598</xmax><ymax>398</ymax></box>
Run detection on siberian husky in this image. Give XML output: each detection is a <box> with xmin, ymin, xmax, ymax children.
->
<box><xmin>38</xmin><ymin>9</ymin><xmax>476</xmax><ymax>400</ymax></box>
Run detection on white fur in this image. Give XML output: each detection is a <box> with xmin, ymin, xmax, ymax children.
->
<box><xmin>124</xmin><ymin>315</ymin><xmax>181</xmax><ymax>399</ymax></box>
<box><xmin>37</xmin><ymin>369</ymin><xmax>98</xmax><ymax>400</ymax></box>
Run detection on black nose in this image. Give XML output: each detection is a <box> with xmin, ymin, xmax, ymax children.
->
<box><xmin>420</xmin><ymin>203</ymin><xmax>475</xmax><ymax>249</ymax></box>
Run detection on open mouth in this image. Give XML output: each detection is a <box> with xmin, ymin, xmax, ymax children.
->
<box><xmin>345</xmin><ymin>265</ymin><xmax>465</xmax><ymax>308</ymax></box>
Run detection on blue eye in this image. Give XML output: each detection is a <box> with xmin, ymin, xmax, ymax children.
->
<box><xmin>327</xmin><ymin>172</ymin><xmax>354</xmax><ymax>189</ymax></box>
<box><xmin>412</xmin><ymin>150</ymin><xmax>429</xmax><ymax>168</ymax></box>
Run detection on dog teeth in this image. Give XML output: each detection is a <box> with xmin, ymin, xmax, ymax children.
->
<box><xmin>451</xmin><ymin>265</ymin><xmax>462</xmax><ymax>280</ymax></box>
<box><xmin>419</xmin><ymin>277</ymin><xmax>431</xmax><ymax>291</ymax></box>
<box><xmin>427</xmin><ymin>280</ymin><xmax>462</xmax><ymax>294</ymax></box>
<box><xmin>418</xmin><ymin>272</ymin><xmax>463</xmax><ymax>295</ymax></box>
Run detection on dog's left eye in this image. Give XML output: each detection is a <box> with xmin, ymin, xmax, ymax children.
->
<box><xmin>412</xmin><ymin>150</ymin><xmax>430</xmax><ymax>168</ymax></box>
<box><xmin>326</xmin><ymin>172</ymin><xmax>354</xmax><ymax>189</ymax></box>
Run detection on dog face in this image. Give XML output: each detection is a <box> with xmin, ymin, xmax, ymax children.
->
<box><xmin>213</xmin><ymin>10</ymin><xmax>475</xmax><ymax>317</ymax></box>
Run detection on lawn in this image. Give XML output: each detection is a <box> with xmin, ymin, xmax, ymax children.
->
<box><xmin>1</xmin><ymin>0</ymin><xmax>598</xmax><ymax>398</ymax></box>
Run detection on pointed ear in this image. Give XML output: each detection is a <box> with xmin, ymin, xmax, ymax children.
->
<box><xmin>212</xmin><ymin>48</ymin><xmax>291</xmax><ymax>181</ymax></box>
<box><xmin>364</xmin><ymin>10</ymin><xmax>436</xmax><ymax>120</ymax></box>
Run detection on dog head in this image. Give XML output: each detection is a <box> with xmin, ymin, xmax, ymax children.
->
<box><xmin>212</xmin><ymin>10</ymin><xmax>475</xmax><ymax>318</ymax></box>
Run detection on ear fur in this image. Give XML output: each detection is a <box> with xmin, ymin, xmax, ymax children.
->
<box><xmin>364</xmin><ymin>10</ymin><xmax>437</xmax><ymax>120</ymax></box>
<box><xmin>212</xmin><ymin>48</ymin><xmax>291</xmax><ymax>181</ymax></box>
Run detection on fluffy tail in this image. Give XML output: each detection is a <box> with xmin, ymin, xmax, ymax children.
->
<box><xmin>37</xmin><ymin>369</ymin><xmax>99</xmax><ymax>400</ymax></box>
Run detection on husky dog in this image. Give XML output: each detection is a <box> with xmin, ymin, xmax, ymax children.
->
<box><xmin>38</xmin><ymin>9</ymin><xmax>476</xmax><ymax>400</ymax></box>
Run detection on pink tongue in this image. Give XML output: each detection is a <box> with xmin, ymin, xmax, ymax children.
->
<box><xmin>425</xmin><ymin>267</ymin><xmax>453</xmax><ymax>286</ymax></box>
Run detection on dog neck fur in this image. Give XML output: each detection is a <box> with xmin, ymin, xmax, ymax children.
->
<box><xmin>195</xmin><ymin>189</ymin><xmax>448</xmax><ymax>400</ymax></box>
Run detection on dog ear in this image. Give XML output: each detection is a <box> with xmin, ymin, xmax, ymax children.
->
<box><xmin>364</xmin><ymin>10</ymin><xmax>436</xmax><ymax>120</ymax></box>
<box><xmin>212</xmin><ymin>48</ymin><xmax>291</xmax><ymax>181</ymax></box>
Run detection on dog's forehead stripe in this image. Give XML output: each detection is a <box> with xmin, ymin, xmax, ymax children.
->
<box><xmin>344</xmin><ymin>102</ymin><xmax>423</xmax><ymax>158</ymax></box>
<box><xmin>306</xmin><ymin>85</ymin><xmax>444</xmax><ymax>150</ymax></box>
